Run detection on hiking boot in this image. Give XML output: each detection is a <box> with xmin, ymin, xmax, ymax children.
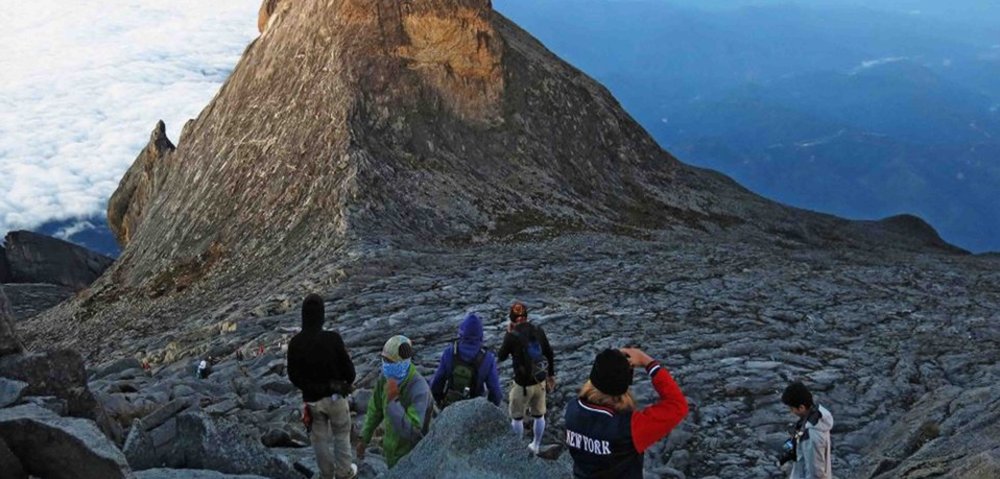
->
<box><xmin>337</xmin><ymin>464</ymin><xmax>358</xmax><ymax>479</ymax></box>
<box><xmin>528</xmin><ymin>441</ymin><xmax>540</xmax><ymax>455</ymax></box>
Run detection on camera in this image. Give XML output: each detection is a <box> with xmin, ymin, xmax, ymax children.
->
<box><xmin>777</xmin><ymin>436</ymin><xmax>796</xmax><ymax>466</ymax></box>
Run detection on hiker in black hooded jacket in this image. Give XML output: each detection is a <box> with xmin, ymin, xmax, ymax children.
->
<box><xmin>287</xmin><ymin>294</ymin><xmax>358</xmax><ymax>479</ymax></box>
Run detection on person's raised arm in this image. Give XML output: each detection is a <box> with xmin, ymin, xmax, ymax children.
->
<box><xmin>621</xmin><ymin>348</ymin><xmax>689</xmax><ymax>453</ymax></box>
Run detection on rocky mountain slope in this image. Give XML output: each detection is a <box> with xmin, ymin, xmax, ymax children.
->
<box><xmin>25</xmin><ymin>0</ymin><xmax>960</xmax><ymax>356</ymax></box>
<box><xmin>14</xmin><ymin>0</ymin><xmax>999</xmax><ymax>478</ymax></box>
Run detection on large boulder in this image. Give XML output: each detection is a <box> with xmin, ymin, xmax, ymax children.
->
<box><xmin>0</xmin><ymin>404</ymin><xmax>133</xmax><ymax>479</ymax></box>
<box><xmin>386</xmin><ymin>398</ymin><xmax>571</xmax><ymax>478</ymax></box>
<box><xmin>127</xmin><ymin>410</ymin><xmax>301</xmax><ymax>479</ymax></box>
<box><xmin>0</xmin><ymin>349</ymin><xmax>98</xmax><ymax>418</ymax></box>
<box><xmin>136</xmin><ymin>470</ymin><xmax>269</xmax><ymax>479</ymax></box>
<box><xmin>0</xmin><ymin>285</ymin><xmax>22</xmax><ymax>356</ymax></box>
<box><xmin>3</xmin><ymin>230</ymin><xmax>114</xmax><ymax>290</ymax></box>
<box><xmin>0</xmin><ymin>348</ymin><xmax>122</xmax><ymax>443</ymax></box>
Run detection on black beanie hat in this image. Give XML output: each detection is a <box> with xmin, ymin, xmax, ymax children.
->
<box><xmin>590</xmin><ymin>349</ymin><xmax>633</xmax><ymax>396</ymax></box>
<box><xmin>302</xmin><ymin>294</ymin><xmax>325</xmax><ymax>329</ymax></box>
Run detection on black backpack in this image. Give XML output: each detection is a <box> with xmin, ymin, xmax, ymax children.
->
<box><xmin>442</xmin><ymin>342</ymin><xmax>486</xmax><ymax>407</ymax></box>
<box><xmin>512</xmin><ymin>325</ymin><xmax>548</xmax><ymax>384</ymax></box>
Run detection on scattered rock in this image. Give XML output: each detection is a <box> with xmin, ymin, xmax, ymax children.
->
<box><xmin>93</xmin><ymin>357</ymin><xmax>144</xmax><ymax>380</ymax></box>
<box><xmin>0</xmin><ymin>404</ymin><xmax>133</xmax><ymax>479</ymax></box>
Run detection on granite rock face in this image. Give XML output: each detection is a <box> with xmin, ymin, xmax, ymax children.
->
<box><xmin>106</xmin><ymin>121</ymin><xmax>176</xmax><ymax>248</ymax></box>
<box><xmin>3</xmin><ymin>230</ymin><xmax>113</xmax><ymax>290</ymax></box>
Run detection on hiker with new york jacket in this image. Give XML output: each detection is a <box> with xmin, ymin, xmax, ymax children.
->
<box><xmin>565</xmin><ymin>348</ymin><xmax>688</xmax><ymax>479</ymax></box>
<box><xmin>430</xmin><ymin>312</ymin><xmax>503</xmax><ymax>408</ymax></box>
<box><xmin>497</xmin><ymin>302</ymin><xmax>556</xmax><ymax>454</ymax></box>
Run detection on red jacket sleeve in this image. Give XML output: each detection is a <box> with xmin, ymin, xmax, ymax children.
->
<box><xmin>630</xmin><ymin>361</ymin><xmax>689</xmax><ymax>453</ymax></box>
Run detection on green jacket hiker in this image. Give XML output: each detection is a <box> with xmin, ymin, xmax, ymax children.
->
<box><xmin>358</xmin><ymin>335</ymin><xmax>433</xmax><ymax>467</ymax></box>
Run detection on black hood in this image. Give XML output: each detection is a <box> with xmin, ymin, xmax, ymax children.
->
<box><xmin>302</xmin><ymin>294</ymin><xmax>325</xmax><ymax>331</ymax></box>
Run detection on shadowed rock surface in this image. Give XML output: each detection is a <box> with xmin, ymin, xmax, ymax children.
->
<box><xmin>3</xmin><ymin>230</ymin><xmax>113</xmax><ymax>290</ymax></box>
<box><xmin>0</xmin><ymin>348</ymin><xmax>122</xmax><ymax>443</ymax></box>
<box><xmin>0</xmin><ymin>246</ymin><xmax>10</xmax><ymax>283</ymax></box>
<box><xmin>0</xmin><ymin>285</ymin><xmax>22</xmax><ymax>356</ymax></box>
<box><xmin>137</xmin><ymin>470</ymin><xmax>269</xmax><ymax>479</ymax></box>
<box><xmin>1</xmin><ymin>283</ymin><xmax>75</xmax><ymax>321</ymax></box>
<box><xmin>0</xmin><ymin>404</ymin><xmax>133</xmax><ymax>479</ymax></box>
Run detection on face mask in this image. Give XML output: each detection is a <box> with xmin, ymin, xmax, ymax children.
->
<box><xmin>382</xmin><ymin>359</ymin><xmax>410</xmax><ymax>382</ymax></box>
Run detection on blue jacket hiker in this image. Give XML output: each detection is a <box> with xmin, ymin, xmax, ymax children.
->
<box><xmin>430</xmin><ymin>313</ymin><xmax>503</xmax><ymax>407</ymax></box>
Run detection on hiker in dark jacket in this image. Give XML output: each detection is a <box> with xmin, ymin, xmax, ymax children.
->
<box><xmin>287</xmin><ymin>294</ymin><xmax>357</xmax><ymax>479</ymax></box>
<box><xmin>430</xmin><ymin>313</ymin><xmax>503</xmax><ymax>408</ymax></box>
<box><xmin>497</xmin><ymin>301</ymin><xmax>556</xmax><ymax>454</ymax></box>
<box><xmin>565</xmin><ymin>348</ymin><xmax>688</xmax><ymax>479</ymax></box>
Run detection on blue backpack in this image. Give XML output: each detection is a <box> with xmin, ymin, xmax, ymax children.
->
<box><xmin>512</xmin><ymin>325</ymin><xmax>548</xmax><ymax>384</ymax></box>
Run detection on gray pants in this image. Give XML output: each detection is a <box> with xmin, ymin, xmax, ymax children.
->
<box><xmin>307</xmin><ymin>396</ymin><xmax>353</xmax><ymax>479</ymax></box>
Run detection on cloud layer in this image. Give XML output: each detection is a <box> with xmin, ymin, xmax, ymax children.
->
<box><xmin>1</xmin><ymin>0</ymin><xmax>258</xmax><ymax>234</ymax></box>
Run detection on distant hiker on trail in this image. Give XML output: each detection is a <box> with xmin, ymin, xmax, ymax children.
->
<box><xmin>564</xmin><ymin>348</ymin><xmax>688</xmax><ymax>478</ymax></box>
<box><xmin>235</xmin><ymin>348</ymin><xmax>245</xmax><ymax>362</ymax></box>
<box><xmin>358</xmin><ymin>335</ymin><xmax>433</xmax><ymax>468</ymax></box>
<box><xmin>196</xmin><ymin>358</ymin><xmax>211</xmax><ymax>379</ymax></box>
<box><xmin>497</xmin><ymin>301</ymin><xmax>556</xmax><ymax>454</ymax></box>
<box><xmin>287</xmin><ymin>294</ymin><xmax>358</xmax><ymax>479</ymax></box>
<box><xmin>780</xmin><ymin>382</ymin><xmax>833</xmax><ymax>479</ymax></box>
<box><xmin>430</xmin><ymin>312</ymin><xmax>503</xmax><ymax>409</ymax></box>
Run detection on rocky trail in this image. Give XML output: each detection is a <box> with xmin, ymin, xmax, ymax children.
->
<box><xmin>60</xmin><ymin>233</ymin><xmax>1000</xmax><ymax>478</ymax></box>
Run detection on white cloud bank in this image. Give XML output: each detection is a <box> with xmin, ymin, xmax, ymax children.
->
<box><xmin>0</xmin><ymin>0</ymin><xmax>258</xmax><ymax>234</ymax></box>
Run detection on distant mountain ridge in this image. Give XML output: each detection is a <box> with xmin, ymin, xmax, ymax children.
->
<box><xmin>495</xmin><ymin>0</ymin><xmax>1000</xmax><ymax>252</ymax></box>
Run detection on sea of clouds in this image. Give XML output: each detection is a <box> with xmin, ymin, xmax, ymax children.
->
<box><xmin>0</xmin><ymin>0</ymin><xmax>258</xmax><ymax>236</ymax></box>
